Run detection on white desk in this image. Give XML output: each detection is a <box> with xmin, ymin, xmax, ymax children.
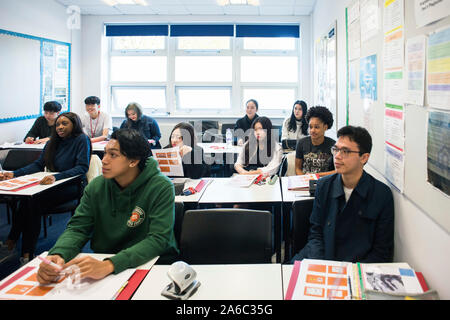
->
<box><xmin>133</xmin><ymin>264</ymin><xmax>283</xmax><ymax>300</ymax></box>
<box><xmin>280</xmin><ymin>177</ymin><xmax>314</xmax><ymax>203</ymax></box>
<box><xmin>1</xmin><ymin>142</ymin><xmax>106</xmax><ymax>153</ymax></box>
<box><xmin>0</xmin><ymin>172</ymin><xmax>78</xmax><ymax>197</ymax></box>
<box><xmin>199</xmin><ymin>177</ymin><xmax>282</xmax><ymax>204</ymax></box>
<box><xmin>174</xmin><ymin>178</ymin><xmax>212</xmax><ymax>203</ymax></box>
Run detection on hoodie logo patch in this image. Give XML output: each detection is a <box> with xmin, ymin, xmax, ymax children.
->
<box><xmin>127</xmin><ymin>206</ymin><xmax>145</xmax><ymax>228</ymax></box>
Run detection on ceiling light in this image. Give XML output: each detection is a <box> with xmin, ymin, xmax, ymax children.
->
<box><xmin>217</xmin><ymin>0</ymin><xmax>260</xmax><ymax>6</ymax></box>
<box><xmin>102</xmin><ymin>0</ymin><xmax>148</xmax><ymax>6</ymax></box>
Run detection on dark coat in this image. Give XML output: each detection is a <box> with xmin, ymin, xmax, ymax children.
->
<box><xmin>291</xmin><ymin>170</ymin><xmax>394</xmax><ymax>263</ymax></box>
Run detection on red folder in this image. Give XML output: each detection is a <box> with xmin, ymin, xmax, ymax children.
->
<box><xmin>284</xmin><ymin>261</ymin><xmax>301</xmax><ymax>300</ymax></box>
<box><xmin>194</xmin><ymin>179</ymin><xmax>207</xmax><ymax>193</ymax></box>
<box><xmin>115</xmin><ymin>269</ymin><xmax>149</xmax><ymax>300</ymax></box>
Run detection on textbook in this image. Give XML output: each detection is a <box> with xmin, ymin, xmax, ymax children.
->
<box><xmin>0</xmin><ymin>176</ymin><xmax>41</xmax><ymax>191</ymax></box>
<box><xmin>287</xmin><ymin>174</ymin><xmax>319</xmax><ymax>191</ymax></box>
<box><xmin>286</xmin><ymin>259</ymin><xmax>430</xmax><ymax>300</ymax></box>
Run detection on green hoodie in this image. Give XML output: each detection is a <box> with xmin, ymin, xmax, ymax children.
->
<box><xmin>48</xmin><ymin>157</ymin><xmax>179</xmax><ymax>274</ymax></box>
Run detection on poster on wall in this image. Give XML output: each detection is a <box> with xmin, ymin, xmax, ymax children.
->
<box><xmin>385</xmin><ymin>143</ymin><xmax>405</xmax><ymax>193</ymax></box>
<box><xmin>41</xmin><ymin>41</ymin><xmax>70</xmax><ymax>112</ymax></box>
<box><xmin>314</xmin><ymin>23</ymin><xmax>337</xmax><ymax>127</ymax></box>
<box><xmin>360</xmin><ymin>0</ymin><xmax>380</xmax><ymax>42</ymax></box>
<box><xmin>427</xmin><ymin>110</ymin><xmax>450</xmax><ymax>196</ymax></box>
<box><xmin>405</xmin><ymin>35</ymin><xmax>426</xmax><ymax>106</ymax></box>
<box><xmin>359</xmin><ymin>54</ymin><xmax>377</xmax><ymax>101</ymax></box>
<box><xmin>347</xmin><ymin>0</ymin><xmax>361</xmax><ymax>61</ymax></box>
<box><xmin>414</xmin><ymin>0</ymin><xmax>450</xmax><ymax>28</ymax></box>
<box><xmin>427</xmin><ymin>25</ymin><xmax>450</xmax><ymax>111</ymax></box>
<box><xmin>383</xmin><ymin>0</ymin><xmax>405</xmax><ymax>107</ymax></box>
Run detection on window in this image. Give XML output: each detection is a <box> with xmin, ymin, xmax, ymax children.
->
<box><xmin>106</xmin><ymin>24</ymin><xmax>301</xmax><ymax>117</ymax></box>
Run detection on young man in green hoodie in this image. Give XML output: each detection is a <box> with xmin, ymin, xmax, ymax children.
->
<box><xmin>37</xmin><ymin>129</ymin><xmax>179</xmax><ymax>283</ymax></box>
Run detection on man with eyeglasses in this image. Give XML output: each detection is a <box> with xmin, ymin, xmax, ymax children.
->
<box><xmin>291</xmin><ymin>126</ymin><xmax>394</xmax><ymax>263</ymax></box>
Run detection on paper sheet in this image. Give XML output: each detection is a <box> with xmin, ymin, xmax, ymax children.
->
<box><xmin>153</xmin><ymin>147</ymin><xmax>184</xmax><ymax>177</ymax></box>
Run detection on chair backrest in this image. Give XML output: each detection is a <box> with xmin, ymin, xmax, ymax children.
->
<box><xmin>180</xmin><ymin>208</ymin><xmax>272</xmax><ymax>264</ymax></box>
<box><xmin>173</xmin><ymin>202</ymin><xmax>185</xmax><ymax>247</ymax></box>
<box><xmin>272</xmin><ymin>125</ymin><xmax>282</xmax><ymax>142</ymax></box>
<box><xmin>291</xmin><ymin>199</ymin><xmax>314</xmax><ymax>257</ymax></box>
<box><xmin>2</xmin><ymin>149</ymin><xmax>42</xmax><ymax>171</ymax></box>
<box><xmin>285</xmin><ymin>151</ymin><xmax>297</xmax><ymax>176</ymax></box>
<box><xmin>86</xmin><ymin>154</ymin><xmax>102</xmax><ymax>183</ymax></box>
<box><xmin>278</xmin><ymin>155</ymin><xmax>288</xmax><ymax>177</ymax></box>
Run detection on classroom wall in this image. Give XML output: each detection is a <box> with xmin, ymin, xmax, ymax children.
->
<box><xmin>80</xmin><ymin>13</ymin><xmax>313</xmax><ymax>146</ymax></box>
<box><xmin>0</xmin><ymin>0</ymin><xmax>82</xmax><ymax>145</ymax></box>
<box><xmin>312</xmin><ymin>0</ymin><xmax>450</xmax><ymax>299</ymax></box>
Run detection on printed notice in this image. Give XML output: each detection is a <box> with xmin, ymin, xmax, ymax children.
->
<box><xmin>414</xmin><ymin>0</ymin><xmax>450</xmax><ymax>28</ymax></box>
<box><xmin>153</xmin><ymin>147</ymin><xmax>184</xmax><ymax>177</ymax></box>
<box><xmin>405</xmin><ymin>35</ymin><xmax>426</xmax><ymax>106</ymax></box>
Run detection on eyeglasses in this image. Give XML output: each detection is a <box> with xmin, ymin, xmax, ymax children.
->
<box><xmin>331</xmin><ymin>146</ymin><xmax>361</xmax><ymax>157</ymax></box>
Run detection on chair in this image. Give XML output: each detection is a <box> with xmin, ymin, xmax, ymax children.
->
<box><xmin>290</xmin><ymin>199</ymin><xmax>314</xmax><ymax>260</ymax></box>
<box><xmin>42</xmin><ymin>154</ymin><xmax>103</xmax><ymax>237</ymax></box>
<box><xmin>190</xmin><ymin>120</ymin><xmax>221</xmax><ymax>143</ymax></box>
<box><xmin>272</xmin><ymin>125</ymin><xmax>282</xmax><ymax>143</ymax></box>
<box><xmin>285</xmin><ymin>151</ymin><xmax>296</xmax><ymax>176</ymax></box>
<box><xmin>179</xmin><ymin>208</ymin><xmax>272</xmax><ymax>264</ymax></box>
<box><xmin>173</xmin><ymin>202</ymin><xmax>184</xmax><ymax>247</ymax></box>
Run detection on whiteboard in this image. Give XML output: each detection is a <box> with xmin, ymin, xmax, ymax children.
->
<box><xmin>0</xmin><ymin>29</ymin><xmax>70</xmax><ymax>123</ymax></box>
<box><xmin>345</xmin><ymin>0</ymin><xmax>450</xmax><ymax>232</ymax></box>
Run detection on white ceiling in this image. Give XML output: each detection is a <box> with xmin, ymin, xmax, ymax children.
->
<box><xmin>54</xmin><ymin>0</ymin><xmax>317</xmax><ymax>16</ymax></box>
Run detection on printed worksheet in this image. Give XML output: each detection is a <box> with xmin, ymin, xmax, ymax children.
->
<box><xmin>153</xmin><ymin>147</ymin><xmax>184</xmax><ymax>177</ymax></box>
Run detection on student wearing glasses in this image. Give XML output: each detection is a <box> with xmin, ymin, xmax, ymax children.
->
<box><xmin>295</xmin><ymin>106</ymin><xmax>336</xmax><ymax>177</ymax></box>
<box><xmin>291</xmin><ymin>126</ymin><xmax>394</xmax><ymax>263</ymax></box>
<box><xmin>165</xmin><ymin>122</ymin><xmax>210</xmax><ymax>179</ymax></box>
<box><xmin>36</xmin><ymin>129</ymin><xmax>178</xmax><ymax>283</ymax></box>
<box><xmin>120</xmin><ymin>102</ymin><xmax>162</xmax><ymax>149</ymax></box>
<box><xmin>80</xmin><ymin>96</ymin><xmax>112</xmax><ymax>143</ymax></box>
<box><xmin>23</xmin><ymin>101</ymin><xmax>62</xmax><ymax>144</ymax></box>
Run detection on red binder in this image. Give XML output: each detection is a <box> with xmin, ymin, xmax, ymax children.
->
<box><xmin>115</xmin><ymin>269</ymin><xmax>150</xmax><ymax>300</ymax></box>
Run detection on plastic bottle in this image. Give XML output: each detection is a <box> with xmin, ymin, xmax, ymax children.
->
<box><xmin>226</xmin><ymin>128</ymin><xmax>233</xmax><ymax>147</ymax></box>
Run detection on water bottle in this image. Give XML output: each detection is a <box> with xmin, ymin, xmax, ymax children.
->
<box><xmin>226</xmin><ymin>128</ymin><xmax>233</xmax><ymax>147</ymax></box>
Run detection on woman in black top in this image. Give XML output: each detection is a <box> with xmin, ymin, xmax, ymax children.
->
<box><xmin>166</xmin><ymin>122</ymin><xmax>209</xmax><ymax>179</ymax></box>
<box><xmin>295</xmin><ymin>106</ymin><xmax>336</xmax><ymax>177</ymax></box>
<box><xmin>234</xmin><ymin>99</ymin><xmax>259</xmax><ymax>146</ymax></box>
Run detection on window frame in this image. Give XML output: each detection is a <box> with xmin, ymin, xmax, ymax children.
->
<box><xmin>106</xmin><ymin>24</ymin><xmax>301</xmax><ymax>118</ymax></box>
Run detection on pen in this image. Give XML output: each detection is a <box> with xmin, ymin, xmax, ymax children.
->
<box><xmin>111</xmin><ymin>280</ymin><xmax>128</xmax><ymax>300</ymax></box>
<box><xmin>38</xmin><ymin>255</ymin><xmax>63</xmax><ymax>271</ymax></box>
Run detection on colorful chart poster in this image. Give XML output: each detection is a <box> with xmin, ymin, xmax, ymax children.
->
<box><xmin>405</xmin><ymin>35</ymin><xmax>426</xmax><ymax>106</ymax></box>
<box><xmin>360</xmin><ymin>54</ymin><xmax>378</xmax><ymax>101</ymax></box>
<box><xmin>384</xmin><ymin>104</ymin><xmax>405</xmax><ymax>151</ymax></box>
<box><xmin>427</xmin><ymin>111</ymin><xmax>450</xmax><ymax>196</ymax></box>
<box><xmin>427</xmin><ymin>25</ymin><xmax>450</xmax><ymax>111</ymax></box>
<box><xmin>290</xmin><ymin>259</ymin><xmax>353</xmax><ymax>300</ymax></box>
<box><xmin>414</xmin><ymin>0</ymin><xmax>450</xmax><ymax>28</ymax></box>
<box><xmin>153</xmin><ymin>147</ymin><xmax>184</xmax><ymax>177</ymax></box>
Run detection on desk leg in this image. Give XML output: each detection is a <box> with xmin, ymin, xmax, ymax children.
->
<box><xmin>282</xmin><ymin>203</ymin><xmax>292</xmax><ymax>263</ymax></box>
<box><xmin>274</xmin><ymin>203</ymin><xmax>281</xmax><ymax>263</ymax></box>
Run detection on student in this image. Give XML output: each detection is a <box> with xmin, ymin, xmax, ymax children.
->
<box><xmin>234</xmin><ymin>116</ymin><xmax>283</xmax><ymax>177</ymax></box>
<box><xmin>281</xmin><ymin>100</ymin><xmax>308</xmax><ymax>150</ymax></box>
<box><xmin>291</xmin><ymin>126</ymin><xmax>394</xmax><ymax>263</ymax></box>
<box><xmin>1</xmin><ymin>112</ymin><xmax>91</xmax><ymax>263</ymax></box>
<box><xmin>234</xmin><ymin>99</ymin><xmax>259</xmax><ymax>146</ymax></box>
<box><xmin>120</xmin><ymin>102</ymin><xmax>162</xmax><ymax>149</ymax></box>
<box><xmin>36</xmin><ymin>129</ymin><xmax>179</xmax><ymax>283</ymax></box>
<box><xmin>23</xmin><ymin>101</ymin><xmax>62</xmax><ymax>144</ymax></box>
<box><xmin>295</xmin><ymin>106</ymin><xmax>336</xmax><ymax>177</ymax></box>
<box><xmin>80</xmin><ymin>96</ymin><xmax>112</xmax><ymax>143</ymax></box>
<box><xmin>166</xmin><ymin>122</ymin><xmax>210</xmax><ymax>179</ymax></box>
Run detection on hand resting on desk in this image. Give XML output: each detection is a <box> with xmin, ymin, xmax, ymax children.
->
<box><xmin>37</xmin><ymin>255</ymin><xmax>115</xmax><ymax>284</ymax></box>
<box><xmin>40</xmin><ymin>175</ymin><xmax>56</xmax><ymax>185</ymax></box>
<box><xmin>0</xmin><ymin>172</ymin><xmax>14</xmax><ymax>180</ymax></box>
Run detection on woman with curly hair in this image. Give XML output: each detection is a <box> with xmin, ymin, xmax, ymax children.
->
<box><xmin>295</xmin><ymin>106</ymin><xmax>336</xmax><ymax>177</ymax></box>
